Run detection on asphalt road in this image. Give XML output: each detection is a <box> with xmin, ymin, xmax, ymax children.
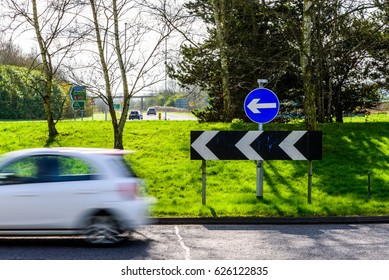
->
<box><xmin>140</xmin><ymin>112</ymin><xmax>197</xmax><ymax>121</ymax></box>
<box><xmin>1</xmin><ymin>223</ymin><xmax>389</xmax><ymax>260</ymax></box>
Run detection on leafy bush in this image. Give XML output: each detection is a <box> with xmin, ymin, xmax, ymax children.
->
<box><xmin>0</xmin><ymin>65</ymin><xmax>67</xmax><ymax>120</ymax></box>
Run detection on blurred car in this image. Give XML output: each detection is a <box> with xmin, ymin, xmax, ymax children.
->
<box><xmin>0</xmin><ymin>148</ymin><xmax>155</xmax><ymax>245</ymax></box>
<box><xmin>146</xmin><ymin>107</ymin><xmax>157</xmax><ymax>115</ymax></box>
<box><xmin>129</xmin><ymin>110</ymin><xmax>143</xmax><ymax>120</ymax></box>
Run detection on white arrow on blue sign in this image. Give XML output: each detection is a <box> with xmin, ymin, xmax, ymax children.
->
<box><xmin>244</xmin><ymin>88</ymin><xmax>280</xmax><ymax>124</ymax></box>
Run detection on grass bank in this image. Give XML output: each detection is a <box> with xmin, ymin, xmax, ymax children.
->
<box><xmin>0</xmin><ymin>113</ymin><xmax>388</xmax><ymax>217</ymax></box>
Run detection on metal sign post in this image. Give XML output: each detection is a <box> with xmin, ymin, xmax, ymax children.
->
<box><xmin>202</xmin><ymin>160</ymin><xmax>206</xmax><ymax>205</ymax></box>
<box><xmin>257</xmin><ymin>122</ymin><xmax>264</xmax><ymax>198</ymax></box>
<box><xmin>256</xmin><ymin>80</ymin><xmax>267</xmax><ymax>198</ymax></box>
<box><xmin>69</xmin><ymin>85</ymin><xmax>87</xmax><ymax>121</ymax></box>
<box><xmin>244</xmin><ymin>79</ymin><xmax>279</xmax><ymax>198</ymax></box>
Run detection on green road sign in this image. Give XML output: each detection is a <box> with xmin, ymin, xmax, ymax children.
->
<box><xmin>72</xmin><ymin>101</ymin><xmax>85</xmax><ymax>110</ymax></box>
<box><xmin>70</xmin><ymin>85</ymin><xmax>86</xmax><ymax>101</ymax></box>
<box><xmin>69</xmin><ymin>85</ymin><xmax>86</xmax><ymax>111</ymax></box>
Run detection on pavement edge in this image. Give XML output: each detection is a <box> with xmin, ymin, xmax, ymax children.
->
<box><xmin>151</xmin><ymin>216</ymin><xmax>389</xmax><ymax>225</ymax></box>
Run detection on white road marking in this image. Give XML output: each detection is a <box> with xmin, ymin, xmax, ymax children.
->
<box><xmin>175</xmin><ymin>225</ymin><xmax>191</xmax><ymax>260</ymax></box>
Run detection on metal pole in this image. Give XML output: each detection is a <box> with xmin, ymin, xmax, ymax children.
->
<box><xmin>256</xmin><ymin>79</ymin><xmax>267</xmax><ymax>199</ymax></box>
<box><xmin>164</xmin><ymin>36</ymin><xmax>168</xmax><ymax>120</ymax></box>
<box><xmin>202</xmin><ymin>160</ymin><xmax>206</xmax><ymax>205</ymax></box>
<box><xmin>308</xmin><ymin>160</ymin><xmax>313</xmax><ymax>203</ymax></box>
<box><xmin>257</xmin><ymin>122</ymin><xmax>264</xmax><ymax>198</ymax></box>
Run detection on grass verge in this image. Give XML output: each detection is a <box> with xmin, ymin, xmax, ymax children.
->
<box><xmin>0</xmin><ymin>113</ymin><xmax>388</xmax><ymax>217</ymax></box>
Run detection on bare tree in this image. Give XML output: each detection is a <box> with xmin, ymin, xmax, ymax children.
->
<box><xmin>0</xmin><ymin>39</ymin><xmax>36</xmax><ymax>67</ymax></box>
<box><xmin>68</xmin><ymin>0</ymin><xmax>187</xmax><ymax>149</ymax></box>
<box><xmin>1</xmin><ymin>0</ymin><xmax>87</xmax><ymax>138</ymax></box>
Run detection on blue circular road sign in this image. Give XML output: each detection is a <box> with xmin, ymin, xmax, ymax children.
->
<box><xmin>244</xmin><ymin>88</ymin><xmax>280</xmax><ymax>124</ymax></box>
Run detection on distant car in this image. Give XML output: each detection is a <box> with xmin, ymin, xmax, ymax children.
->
<box><xmin>0</xmin><ymin>148</ymin><xmax>155</xmax><ymax>245</ymax></box>
<box><xmin>129</xmin><ymin>110</ymin><xmax>143</xmax><ymax>120</ymax></box>
<box><xmin>146</xmin><ymin>107</ymin><xmax>157</xmax><ymax>115</ymax></box>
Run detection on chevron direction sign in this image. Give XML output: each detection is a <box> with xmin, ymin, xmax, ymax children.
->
<box><xmin>191</xmin><ymin>131</ymin><xmax>322</xmax><ymax>160</ymax></box>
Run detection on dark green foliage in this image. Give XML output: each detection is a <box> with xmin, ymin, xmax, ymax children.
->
<box><xmin>172</xmin><ymin>0</ymin><xmax>301</xmax><ymax>122</ymax></box>
<box><xmin>172</xmin><ymin>0</ymin><xmax>387</xmax><ymax>123</ymax></box>
<box><xmin>0</xmin><ymin>65</ymin><xmax>65</xmax><ymax>120</ymax></box>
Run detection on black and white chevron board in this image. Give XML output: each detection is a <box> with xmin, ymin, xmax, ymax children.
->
<box><xmin>191</xmin><ymin>131</ymin><xmax>322</xmax><ymax>160</ymax></box>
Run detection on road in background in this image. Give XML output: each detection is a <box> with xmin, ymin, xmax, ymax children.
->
<box><xmin>82</xmin><ymin>111</ymin><xmax>197</xmax><ymax>121</ymax></box>
<box><xmin>142</xmin><ymin>112</ymin><xmax>197</xmax><ymax>121</ymax></box>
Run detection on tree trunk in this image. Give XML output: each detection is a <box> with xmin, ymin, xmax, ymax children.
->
<box><xmin>113</xmin><ymin>0</ymin><xmax>129</xmax><ymax>149</ymax></box>
<box><xmin>113</xmin><ymin>125</ymin><xmax>124</xmax><ymax>150</ymax></box>
<box><xmin>326</xmin><ymin>71</ymin><xmax>333</xmax><ymax>122</ymax></box>
<box><xmin>43</xmin><ymin>93</ymin><xmax>58</xmax><ymax>138</ymax></box>
<box><xmin>301</xmin><ymin>0</ymin><xmax>317</xmax><ymax>204</ymax></box>
<box><xmin>315</xmin><ymin>1</ymin><xmax>324</xmax><ymax>123</ymax></box>
<box><xmin>32</xmin><ymin>0</ymin><xmax>58</xmax><ymax>138</ymax></box>
<box><xmin>301</xmin><ymin>0</ymin><xmax>317</xmax><ymax>131</ymax></box>
<box><xmin>212</xmin><ymin>0</ymin><xmax>231</xmax><ymax>122</ymax></box>
<box><xmin>334</xmin><ymin>90</ymin><xmax>344</xmax><ymax>123</ymax></box>
<box><xmin>90</xmin><ymin>0</ymin><xmax>120</xmax><ymax>148</ymax></box>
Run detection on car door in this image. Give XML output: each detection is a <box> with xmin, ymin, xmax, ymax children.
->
<box><xmin>40</xmin><ymin>155</ymin><xmax>105</xmax><ymax>229</ymax></box>
<box><xmin>0</xmin><ymin>155</ymin><xmax>48</xmax><ymax>229</ymax></box>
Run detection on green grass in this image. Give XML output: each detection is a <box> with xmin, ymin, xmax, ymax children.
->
<box><xmin>0</xmin><ymin>113</ymin><xmax>388</xmax><ymax>217</ymax></box>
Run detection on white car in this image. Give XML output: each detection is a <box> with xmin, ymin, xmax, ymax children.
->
<box><xmin>146</xmin><ymin>107</ymin><xmax>157</xmax><ymax>115</ymax></box>
<box><xmin>0</xmin><ymin>147</ymin><xmax>155</xmax><ymax>245</ymax></box>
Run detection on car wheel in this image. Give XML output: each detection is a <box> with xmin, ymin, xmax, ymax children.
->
<box><xmin>84</xmin><ymin>215</ymin><xmax>124</xmax><ymax>245</ymax></box>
